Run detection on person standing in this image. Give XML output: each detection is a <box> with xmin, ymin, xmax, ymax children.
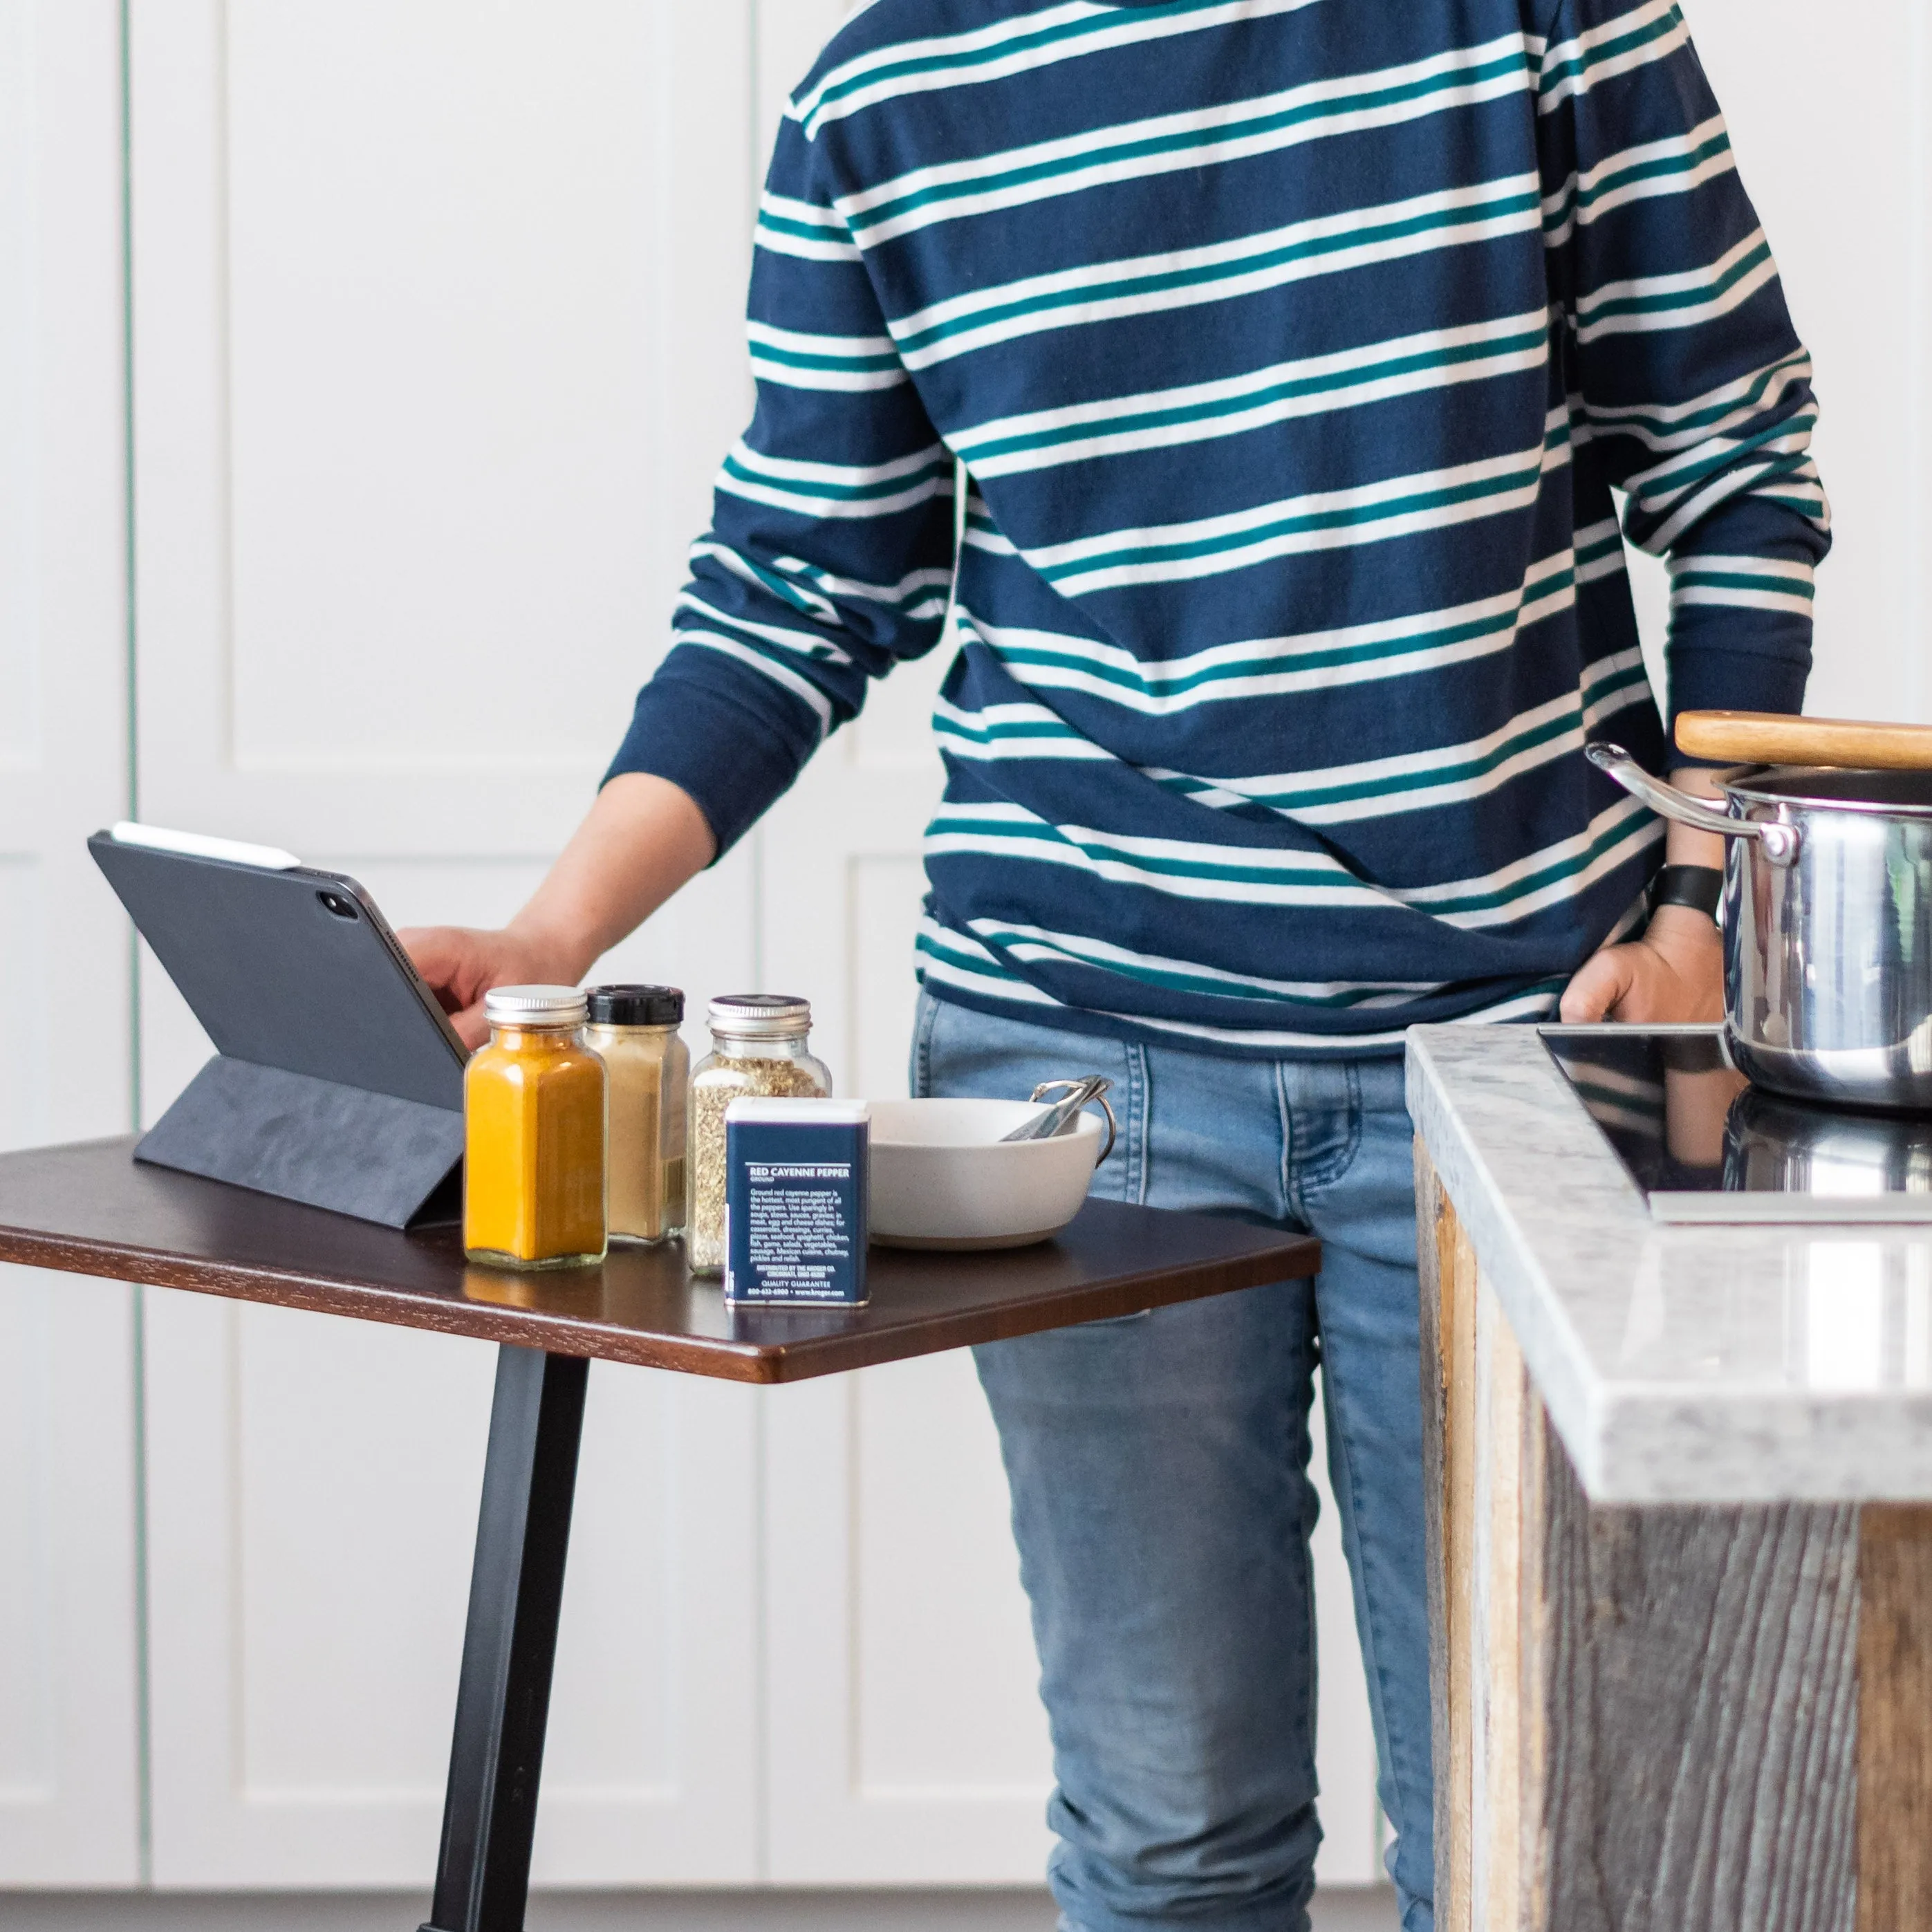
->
<box><xmin>405</xmin><ymin>4</ymin><xmax>1828</xmax><ymax>1926</ymax></box>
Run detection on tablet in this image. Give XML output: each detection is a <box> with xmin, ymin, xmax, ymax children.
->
<box><xmin>91</xmin><ymin>824</ymin><xmax>467</xmax><ymax>1106</ymax></box>
<box><xmin>89</xmin><ymin>824</ymin><xmax>470</xmax><ymax>1224</ymax></box>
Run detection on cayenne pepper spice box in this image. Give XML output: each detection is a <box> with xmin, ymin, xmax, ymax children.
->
<box><xmin>725</xmin><ymin>1098</ymin><xmax>870</xmax><ymax>1306</ymax></box>
<box><xmin>687</xmin><ymin>995</ymin><xmax>832</xmax><ymax>1276</ymax></box>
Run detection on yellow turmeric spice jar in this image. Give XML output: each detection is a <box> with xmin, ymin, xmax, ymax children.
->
<box><xmin>464</xmin><ymin>985</ymin><xmax>607</xmax><ymax>1270</ymax></box>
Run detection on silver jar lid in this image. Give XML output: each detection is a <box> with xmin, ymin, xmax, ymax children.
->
<box><xmin>484</xmin><ymin>985</ymin><xmax>588</xmax><ymax>1028</ymax></box>
<box><xmin>707</xmin><ymin>993</ymin><xmax>812</xmax><ymax>1039</ymax></box>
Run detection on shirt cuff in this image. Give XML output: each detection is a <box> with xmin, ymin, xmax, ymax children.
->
<box><xmin>603</xmin><ymin>674</ymin><xmax>808</xmax><ymax>859</ymax></box>
<box><xmin>1664</xmin><ymin>544</ymin><xmax>1814</xmax><ymax>760</ymax></box>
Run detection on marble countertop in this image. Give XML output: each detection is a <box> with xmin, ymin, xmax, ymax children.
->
<box><xmin>1407</xmin><ymin>1025</ymin><xmax>1932</xmax><ymax>1505</ymax></box>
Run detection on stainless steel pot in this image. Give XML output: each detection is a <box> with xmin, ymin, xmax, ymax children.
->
<box><xmin>1587</xmin><ymin>744</ymin><xmax>1932</xmax><ymax>1113</ymax></box>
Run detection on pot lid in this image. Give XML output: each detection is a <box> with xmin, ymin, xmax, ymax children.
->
<box><xmin>1722</xmin><ymin>765</ymin><xmax>1932</xmax><ymax>815</ymax></box>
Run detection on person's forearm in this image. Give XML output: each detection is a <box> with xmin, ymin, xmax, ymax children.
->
<box><xmin>1664</xmin><ymin>765</ymin><xmax>1726</xmax><ymax>871</ymax></box>
<box><xmin>506</xmin><ymin>772</ymin><xmax>716</xmax><ymax>982</ymax></box>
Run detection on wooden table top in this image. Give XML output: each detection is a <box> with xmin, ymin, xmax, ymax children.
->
<box><xmin>0</xmin><ymin>1138</ymin><xmax>1320</xmax><ymax>1383</ymax></box>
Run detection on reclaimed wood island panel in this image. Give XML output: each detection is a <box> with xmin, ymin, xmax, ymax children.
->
<box><xmin>1409</xmin><ymin>1027</ymin><xmax>1932</xmax><ymax>1932</ymax></box>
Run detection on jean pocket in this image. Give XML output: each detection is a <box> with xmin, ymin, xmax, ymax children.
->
<box><xmin>909</xmin><ymin>990</ymin><xmax>943</xmax><ymax>1099</ymax></box>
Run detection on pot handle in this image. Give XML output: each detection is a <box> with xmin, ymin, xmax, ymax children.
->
<box><xmin>1586</xmin><ymin>743</ymin><xmax>1801</xmax><ymax>867</ymax></box>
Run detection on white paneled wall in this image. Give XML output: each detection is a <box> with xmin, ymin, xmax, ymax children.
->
<box><xmin>140</xmin><ymin>1296</ymin><xmax>760</xmax><ymax>1888</ymax></box>
<box><xmin>3</xmin><ymin>0</ymin><xmax>1929</xmax><ymax>1904</ymax></box>
<box><xmin>1689</xmin><ymin>0</ymin><xmax>1932</xmax><ymax>727</ymax></box>
<box><xmin>128</xmin><ymin>0</ymin><xmax>766</xmax><ymax>1888</ymax></box>
<box><xmin>0</xmin><ymin>0</ymin><xmax>141</xmax><ymax>1888</ymax></box>
<box><xmin>129</xmin><ymin>0</ymin><xmax>759</xmax><ymax>856</ymax></box>
<box><xmin>1627</xmin><ymin>0</ymin><xmax>1932</xmax><ymax>727</ymax></box>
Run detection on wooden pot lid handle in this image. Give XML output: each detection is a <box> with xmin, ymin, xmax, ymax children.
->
<box><xmin>1675</xmin><ymin>710</ymin><xmax>1932</xmax><ymax>771</ymax></box>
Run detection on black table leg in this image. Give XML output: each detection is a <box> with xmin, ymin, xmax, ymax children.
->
<box><xmin>420</xmin><ymin>1344</ymin><xmax>589</xmax><ymax>1932</ymax></box>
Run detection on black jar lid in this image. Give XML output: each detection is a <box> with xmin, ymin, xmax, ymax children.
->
<box><xmin>586</xmin><ymin>984</ymin><xmax>685</xmax><ymax>1027</ymax></box>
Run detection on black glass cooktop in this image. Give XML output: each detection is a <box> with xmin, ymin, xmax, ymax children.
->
<box><xmin>1542</xmin><ymin>1027</ymin><xmax>1932</xmax><ymax>1223</ymax></box>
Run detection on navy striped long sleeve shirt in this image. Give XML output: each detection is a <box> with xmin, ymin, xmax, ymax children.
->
<box><xmin>608</xmin><ymin>0</ymin><xmax>1830</xmax><ymax>1057</ymax></box>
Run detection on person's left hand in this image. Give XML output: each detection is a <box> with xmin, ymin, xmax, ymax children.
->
<box><xmin>1559</xmin><ymin>904</ymin><xmax>1724</xmax><ymax>1025</ymax></box>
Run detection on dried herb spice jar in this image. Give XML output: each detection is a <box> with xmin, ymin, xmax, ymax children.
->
<box><xmin>687</xmin><ymin>995</ymin><xmax>832</xmax><ymax>1276</ymax></box>
<box><xmin>585</xmin><ymin>984</ymin><xmax>688</xmax><ymax>1245</ymax></box>
<box><xmin>463</xmin><ymin>985</ymin><xmax>607</xmax><ymax>1270</ymax></box>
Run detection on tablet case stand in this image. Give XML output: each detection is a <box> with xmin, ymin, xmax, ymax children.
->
<box><xmin>139</xmin><ymin>1057</ymin><xmax>465</xmax><ymax>1229</ymax></box>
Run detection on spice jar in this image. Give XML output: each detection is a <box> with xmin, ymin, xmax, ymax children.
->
<box><xmin>464</xmin><ymin>985</ymin><xmax>607</xmax><ymax>1270</ymax></box>
<box><xmin>585</xmin><ymin>984</ymin><xmax>688</xmax><ymax>1245</ymax></box>
<box><xmin>687</xmin><ymin>994</ymin><xmax>832</xmax><ymax>1275</ymax></box>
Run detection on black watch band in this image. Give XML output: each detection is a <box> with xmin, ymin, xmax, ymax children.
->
<box><xmin>1648</xmin><ymin>864</ymin><xmax>1724</xmax><ymax>920</ymax></box>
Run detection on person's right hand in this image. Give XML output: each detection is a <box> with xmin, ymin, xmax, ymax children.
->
<box><xmin>396</xmin><ymin>773</ymin><xmax>717</xmax><ymax>1051</ymax></box>
<box><xmin>398</xmin><ymin>925</ymin><xmax>584</xmax><ymax>1050</ymax></box>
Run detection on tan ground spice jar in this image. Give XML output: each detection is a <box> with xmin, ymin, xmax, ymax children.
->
<box><xmin>585</xmin><ymin>985</ymin><xmax>688</xmax><ymax>1245</ymax></box>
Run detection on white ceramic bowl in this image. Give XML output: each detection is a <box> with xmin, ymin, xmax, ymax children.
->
<box><xmin>866</xmin><ymin>1097</ymin><xmax>1106</xmax><ymax>1250</ymax></box>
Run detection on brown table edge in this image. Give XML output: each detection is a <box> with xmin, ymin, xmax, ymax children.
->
<box><xmin>0</xmin><ymin>1222</ymin><xmax>1320</xmax><ymax>1385</ymax></box>
<box><xmin>767</xmin><ymin>1232</ymin><xmax>1321</xmax><ymax>1380</ymax></box>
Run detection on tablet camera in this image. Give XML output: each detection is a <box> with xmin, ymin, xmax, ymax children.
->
<box><xmin>317</xmin><ymin>891</ymin><xmax>360</xmax><ymax>921</ymax></box>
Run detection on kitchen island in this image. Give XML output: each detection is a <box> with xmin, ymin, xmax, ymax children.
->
<box><xmin>1408</xmin><ymin>1024</ymin><xmax>1932</xmax><ymax>1932</ymax></box>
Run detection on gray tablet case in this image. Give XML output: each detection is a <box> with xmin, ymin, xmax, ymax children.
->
<box><xmin>89</xmin><ymin>833</ymin><xmax>470</xmax><ymax>1229</ymax></box>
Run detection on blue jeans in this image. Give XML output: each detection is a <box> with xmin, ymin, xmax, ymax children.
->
<box><xmin>912</xmin><ymin>994</ymin><xmax>1433</xmax><ymax>1932</ymax></box>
